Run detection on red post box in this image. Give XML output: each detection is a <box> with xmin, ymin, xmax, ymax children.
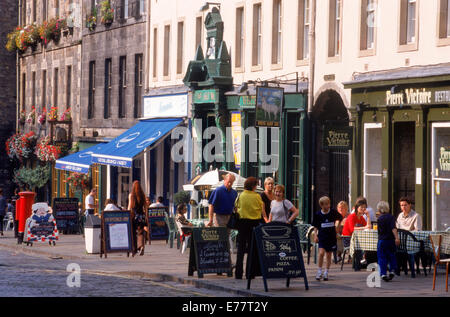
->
<box><xmin>17</xmin><ymin>191</ymin><xmax>36</xmax><ymax>235</ymax></box>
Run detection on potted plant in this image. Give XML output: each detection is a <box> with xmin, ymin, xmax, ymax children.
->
<box><xmin>59</xmin><ymin>108</ymin><xmax>71</xmax><ymax>121</ymax></box>
<box><xmin>13</xmin><ymin>164</ymin><xmax>51</xmax><ymax>191</ymax></box>
<box><xmin>6</xmin><ymin>131</ymin><xmax>37</xmax><ymax>161</ymax></box>
<box><xmin>86</xmin><ymin>8</ymin><xmax>98</xmax><ymax>31</ymax></box>
<box><xmin>19</xmin><ymin>109</ymin><xmax>26</xmax><ymax>125</ymax></box>
<box><xmin>35</xmin><ymin>136</ymin><xmax>62</xmax><ymax>162</ymax></box>
<box><xmin>47</xmin><ymin>107</ymin><xmax>58</xmax><ymax>122</ymax></box>
<box><xmin>173</xmin><ymin>191</ymin><xmax>191</xmax><ymax>206</ymax></box>
<box><xmin>38</xmin><ymin>107</ymin><xmax>47</xmax><ymax>125</ymax></box>
<box><xmin>66</xmin><ymin>172</ymin><xmax>91</xmax><ymax>192</ymax></box>
<box><xmin>26</xmin><ymin>106</ymin><xmax>36</xmax><ymax>124</ymax></box>
<box><xmin>100</xmin><ymin>1</ymin><xmax>114</xmax><ymax>26</ymax></box>
<box><xmin>6</xmin><ymin>27</ymin><xmax>21</xmax><ymax>52</ymax></box>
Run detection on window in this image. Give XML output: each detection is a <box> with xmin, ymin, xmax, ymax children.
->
<box><xmin>163</xmin><ymin>24</ymin><xmax>171</xmax><ymax>78</ymax></box>
<box><xmin>272</xmin><ymin>0</ymin><xmax>282</xmax><ymax>65</ymax></box>
<box><xmin>134</xmin><ymin>54</ymin><xmax>143</xmax><ymax>118</ymax></box>
<box><xmin>363</xmin><ymin>123</ymin><xmax>383</xmax><ymax>214</ymax></box>
<box><xmin>177</xmin><ymin>21</ymin><xmax>184</xmax><ymax>74</ymax></box>
<box><xmin>140</xmin><ymin>0</ymin><xmax>145</xmax><ymax>15</ymax></box>
<box><xmin>88</xmin><ymin>61</ymin><xmax>95</xmax><ymax>119</ymax></box>
<box><xmin>235</xmin><ymin>7</ymin><xmax>245</xmax><ymax>70</ymax></box>
<box><xmin>32</xmin><ymin>72</ymin><xmax>36</xmax><ymax>107</ymax></box>
<box><xmin>104</xmin><ymin>59</ymin><xmax>112</xmax><ymax>119</ymax></box>
<box><xmin>21</xmin><ymin>0</ymin><xmax>27</xmax><ymax>25</ymax></box>
<box><xmin>21</xmin><ymin>73</ymin><xmax>26</xmax><ymax>112</ymax></box>
<box><xmin>121</xmin><ymin>0</ymin><xmax>129</xmax><ymax>19</ymax></box>
<box><xmin>43</xmin><ymin>0</ymin><xmax>48</xmax><ymax>22</ymax></box>
<box><xmin>297</xmin><ymin>0</ymin><xmax>310</xmax><ymax>61</ymax></box>
<box><xmin>119</xmin><ymin>56</ymin><xmax>127</xmax><ymax>118</ymax></box>
<box><xmin>438</xmin><ymin>0</ymin><xmax>450</xmax><ymax>44</ymax></box>
<box><xmin>252</xmin><ymin>3</ymin><xmax>262</xmax><ymax>67</ymax></box>
<box><xmin>66</xmin><ymin>66</ymin><xmax>72</xmax><ymax>109</ymax></box>
<box><xmin>53</xmin><ymin>68</ymin><xmax>58</xmax><ymax>107</ymax></box>
<box><xmin>399</xmin><ymin>0</ymin><xmax>418</xmax><ymax>48</ymax></box>
<box><xmin>56</xmin><ymin>0</ymin><xmax>60</xmax><ymax>17</ymax></box>
<box><xmin>360</xmin><ymin>0</ymin><xmax>376</xmax><ymax>52</ymax></box>
<box><xmin>153</xmin><ymin>27</ymin><xmax>158</xmax><ymax>78</ymax></box>
<box><xmin>42</xmin><ymin>70</ymin><xmax>47</xmax><ymax>107</ymax></box>
<box><xmin>328</xmin><ymin>0</ymin><xmax>342</xmax><ymax>58</ymax></box>
<box><xmin>195</xmin><ymin>16</ymin><xmax>203</xmax><ymax>53</ymax></box>
<box><xmin>33</xmin><ymin>0</ymin><xmax>37</xmax><ymax>23</ymax></box>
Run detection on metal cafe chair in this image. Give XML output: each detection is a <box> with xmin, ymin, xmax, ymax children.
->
<box><xmin>340</xmin><ymin>236</ymin><xmax>352</xmax><ymax>271</ymax></box>
<box><xmin>430</xmin><ymin>234</ymin><xmax>450</xmax><ymax>292</ymax></box>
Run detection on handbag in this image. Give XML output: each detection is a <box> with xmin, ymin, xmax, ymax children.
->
<box><xmin>227</xmin><ymin>194</ymin><xmax>241</xmax><ymax>229</ymax></box>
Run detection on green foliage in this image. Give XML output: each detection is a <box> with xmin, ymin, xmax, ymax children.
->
<box><xmin>173</xmin><ymin>191</ymin><xmax>191</xmax><ymax>206</ymax></box>
<box><xmin>13</xmin><ymin>164</ymin><xmax>51</xmax><ymax>190</ymax></box>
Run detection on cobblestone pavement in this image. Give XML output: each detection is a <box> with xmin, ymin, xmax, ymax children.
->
<box><xmin>0</xmin><ymin>250</ymin><xmax>237</xmax><ymax>297</ymax></box>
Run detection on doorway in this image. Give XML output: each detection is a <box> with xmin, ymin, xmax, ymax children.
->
<box><xmin>118</xmin><ymin>168</ymin><xmax>131</xmax><ymax>209</ymax></box>
<box><xmin>393</xmin><ymin>122</ymin><xmax>415</xmax><ymax>216</ymax></box>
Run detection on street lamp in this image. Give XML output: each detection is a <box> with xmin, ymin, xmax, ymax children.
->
<box><xmin>199</xmin><ymin>2</ymin><xmax>221</xmax><ymax>12</ymax></box>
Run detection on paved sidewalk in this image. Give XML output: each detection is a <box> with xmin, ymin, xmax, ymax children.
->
<box><xmin>0</xmin><ymin>231</ymin><xmax>448</xmax><ymax>297</ymax></box>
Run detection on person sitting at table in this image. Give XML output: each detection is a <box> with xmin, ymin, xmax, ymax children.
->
<box><xmin>376</xmin><ymin>200</ymin><xmax>400</xmax><ymax>282</ymax></box>
<box><xmin>104</xmin><ymin>198</ymin><xmax>121</xmax><ymax>211</ymax></box>
<box><xmin>175</xmin><ymin>203</ymin><xmax>193</xmax><ymax>231</ymax></box>
<box><xmin>336</xmin><ymin>201</ymin><xmax>349</xmax><ymax>262</ymax></box>
<box><xmin>396</xmin><ymin>197</ymin><xmax>422</xmax><ymax>231</ymax></box>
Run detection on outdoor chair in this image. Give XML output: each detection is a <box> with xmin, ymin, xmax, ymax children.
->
<box><xmin>306</xmin><ymin>226</ymin><xmax>319</xmax><ymax>265</ymax></box>
<box><xmin>175</xmin><ymin>220</ymin><xmax>191</xmax><ymax>254</ymax></box>
<box><xmin>166</xmin><ymin>216</ymin><xmax>178</xmax><ymax>249</ymax></box>
<box><xmin>396</xmin><ymin>229</ymin><xmax>428</xmax><ymax>278</ymax></box>
<box><xmin>340</xmin><ymin>236</ymin><xmax>352</xmax><ymax>271</ymax></box>
<box><xmin>430</xmin><ymin>234</ymin><xmax>450</xmax><ymax>292</ymax></box>
<box><xmin>230</xmin><ymin>229</ymin><xmax>238</xmax><ymax>254</ymax></box>
<box><xmin>3</xmin><ymin>212</ymin><xmax>14</xmax><ymax>231</ymax></box>
<box><xmin>296</xmin><ymin>224</ymin><xmax>312</xmax><ymax>254</ymax></box>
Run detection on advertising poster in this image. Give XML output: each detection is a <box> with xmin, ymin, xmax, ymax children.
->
<box><xmin>255</xmin><ymin>87</ymin><xmax>284</xmax><ymax>127</ymax></box>
<box><xmin>231</xmin><ymin>112</ymin><xmax>242</xmax><ymax>169</ymax></box>
<box><xmin>25</xmin><ymin>203</ymin><xmax>59</xmax><ymax>243</ymax></box>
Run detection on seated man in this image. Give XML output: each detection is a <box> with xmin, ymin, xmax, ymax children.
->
<box><xmin>396</xmin><ymin>197</ymin><xmax>422</xmax><ymax>231</ymax></box>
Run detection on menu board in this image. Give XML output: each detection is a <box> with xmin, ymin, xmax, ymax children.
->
<box><xmin>25</xmin><ymin>203</ymin><xmax>59</xmax><ymax>244</ymax></box>
<box><xmin>148</xmin><ymin>207</ymin><xmax>169</xmax><ymax>241</ymax></box>
<box><xmin>247</xmin><ymin>222</ymin><xmax>309</xmax><ymax>292</ymax></box>
<box><xmin>52</xmin><ymin>198</ymin><xmax>79</xmax><ymax>233</ymax></box>
<box><xmin>188</xmin><ymin>227</ymin><xmax>232</xmax><ymax>278</ymax></box>
<box><xmin>101</xmin><ymin>210</ymin><xmax>133</xmax><ymax>258</ymax></box>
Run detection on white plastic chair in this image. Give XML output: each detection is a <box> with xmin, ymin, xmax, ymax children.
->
<box><xmin>175</xmin><ymin>220</ymin><xmax>191</xmax><ymax>254</ymax></box>
<box><xmin>3</xmin><ymin>212</ymin><xmax>14</xmax><ymax>231</ymax></box>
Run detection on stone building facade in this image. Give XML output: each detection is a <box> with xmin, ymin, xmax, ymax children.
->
<box><xmin>0</xmin><ymin>0</ymin><xmax>19</xmax><ymax>196</ymax></box>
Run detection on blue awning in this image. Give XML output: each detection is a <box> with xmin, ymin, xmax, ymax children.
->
<box><xmin>55</xmin><ymin>143</ymin><xmax>104</xmax><ymax>174</ymax></box>
<box><xmin>91</xmin><ymin>118</ymin><xmax>183</xmax><ymax>168</ymax></box>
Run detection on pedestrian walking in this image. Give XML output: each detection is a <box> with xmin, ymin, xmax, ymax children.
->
<box><xmin>234</xmin><ymin>177</ymin><xmax>266</xmax><ymax>279</ymax></box>
<box><xmin>0</xmin><ymin>189</ymin><xmax>6</xmax><ymax>235</ymax></box>
<box><xmin>312</xmin><ymin>196</ymin><xmax>343</xmax><ymax>281</ymax></box>
<box><xmin>260</xmin><ymin>177</ymin><xmax>275</xmax><ymax>221</ymax></box>
<box><xmin>376</xmin><ymin>201</ymin><xmax>400</xmax><ymax>281</ymax></box>
<box><xmin>206</xmin><ymin>173</ymin><xmax>238</xmax><ymax>232</ymax></box>
<box><xmin>85</xmin><ymin>188</ymin><xmax>98</xmax><ymax>215</ymax></box>
<box><xmin>268</xmin><ymin>185</ymin><xmax>298</xmax><ymax>224</ymax></box>
<box><xmin>128</xmin><ymin>180</ymin><xmax>149</xmax><ymax>256</ymax></box>
<box><xmin>11</xmin><ymin>188</ymin><xmax>20</xmax><ymax>238</ymax></box>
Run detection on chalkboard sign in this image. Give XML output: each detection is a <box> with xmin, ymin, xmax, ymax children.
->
<box><xmin>25</xmin><ymin>203</ymin><xmax>59</xmax><ymax>244</ymax></box>
<box><xmin>52</xmin><ymin>197</ymin><xmax>80</xmax><ymax>234</ymax></box>
<box><xmin>148</xmin><ymin>207</ymin><xmax>169</xmax><ymax>241</ymax></box>
<box><xmin>100</xmin><ymin>210</ymin><xmax>134</xmax><ymax>258</ymax></box>
<box><xmin>188</xmin><ymin>227</ymin><xmax>232</xmax><ymax>278</ymax></box>
<box><xmin>247</xmin><ymin>222</ymin><xmax>309</xmax><ymax>292</ymax></box>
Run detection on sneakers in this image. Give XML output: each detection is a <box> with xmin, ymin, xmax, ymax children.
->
<box><xmin>388</xmin><ymin>272</ymin><xmax>395</xmax><ymax>281</ymax></box>
<box><xmin>315</xmin><ymin>271</ymin><xmax>322</xmax><ymax>281</ymax></box>
<box><xmin>381</xmin><ymin>275</ymin><xmax>390</xmax><ymax>282</ymax></box>
<box><xmin>323</xmin><ymin>271</ymin><xmax>329</xmax><ymax>281</ymax></box>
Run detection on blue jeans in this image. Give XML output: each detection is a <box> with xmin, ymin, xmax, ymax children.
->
<box><xmin>377</xmin><ymin>240</ymin><xmax>397</xmax><ymax>276</ymax></box>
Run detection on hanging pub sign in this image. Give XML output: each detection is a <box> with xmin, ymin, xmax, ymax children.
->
<box><xmin>100</xmin><ymin>210</ymin><xmax>134</xmax><ymax>258</ymax></box>
<box><xmin>255</xmin><ymin>87</ymin><xmax>284</xmax><ymax>127</ymax></box>
<box><xmin>246</xmin><ymin>222</ymin><xmax>309</xmax><ymax>292</ymax></box>
<box><xmin>148</xmin><ymin>207</ymin><xmax>169</xmax><ymax>241</ymax></box>
<box><xmin>323</xmin><ymin>125</ymin><xmax>353</xmax><ymax>150</ymax></box>
<box><xmin>188</xmin><ymin>227</ymin><xmax>233</xmax><ymax>278</ymax></box>
<box><xmin>25</xmin><ymin>203</ymin><xmax>59</xmax><ymax>245</ymax></box>
<box><xmin>52</xmin><ymin>197</ymin><xmax>80</xmax><ymax>234</ymax></box>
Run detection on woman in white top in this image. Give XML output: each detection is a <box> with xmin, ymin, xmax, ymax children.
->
<box><xmin>268</xmin><ymin>185</ymin><xmax>299</xmax><ymax>225</ymax></box>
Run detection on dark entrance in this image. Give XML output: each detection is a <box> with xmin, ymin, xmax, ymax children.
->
<box><xmin>311</xmin><ymin>90</ymin><xmax>349</xmax><ymax>213</ymax></box>
<box><xmin>393</xmin><ymin>121</ymin><xmax>415</xmax><ymax>216</ymax></box>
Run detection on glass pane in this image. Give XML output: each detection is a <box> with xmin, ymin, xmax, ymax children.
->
<box><xmin>433</xmin><ymin>126</ymin><xmax>450</xmax><ymax>230</ymax></box>
<box><xmin>365</xmin><ymin>127</ymin><xmax>382</xmax><ymax>174</ymax></box>
<box><xmin>407</xmin><ymin>0</ymin><xmax>416</xmax><ymax>43</ymax></box>
<box><xmin>365</xmin><ymin>175</ymin><xmax>382</xmax><ymax>211</ymax></box>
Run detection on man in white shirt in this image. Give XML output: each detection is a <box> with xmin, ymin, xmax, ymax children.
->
<box><xmin>85</xmin><ymin>188</ymin><xmax>98</xmax><ymax>215</ymax></box>
<box><xmin>396</xmin><ymin>197</ymin><xmax>422</xmax><ymax>231</ymax></box>
<box><xmin>149</xmin><ymin>196</ymin><xmax>165</xmax><ymax>208</ymax></box>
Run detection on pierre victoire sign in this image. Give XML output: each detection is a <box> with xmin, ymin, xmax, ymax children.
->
<box><xmin>385</xmin><ymin>88</ymin><xmax>450</xmax><ymax>106</ymax></box>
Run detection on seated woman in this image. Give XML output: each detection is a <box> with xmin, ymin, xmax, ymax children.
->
<box><xmin>175</xmin><ymin>203</ymin><xmax>193</xmax><ymax>233</ymax></box>
<box><xmin>336</xmin><ymin>201</ymin><xmax>349</xmax><ymax>261</ymax></box>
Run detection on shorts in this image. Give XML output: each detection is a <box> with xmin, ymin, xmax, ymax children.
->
<box><xmin>318</xmin><ymin>239</ymin><xmax>337</xmax><ymax>252</ymax></box>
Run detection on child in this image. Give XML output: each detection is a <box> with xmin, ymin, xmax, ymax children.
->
<box><xmin>376</xmin><ymin>201</ymin><xmax>400</xmax><ymax>281</ymax></box>
<box><xmin>312</xmin><ymin>196</ymin><xmax>343</xmax><ymax>281</ymax></box>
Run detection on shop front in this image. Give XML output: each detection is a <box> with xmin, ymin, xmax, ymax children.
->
<box><xmin>345</xmin><ymin>66</ymin><xmax>450</xmax><ymax>230</ymax></box>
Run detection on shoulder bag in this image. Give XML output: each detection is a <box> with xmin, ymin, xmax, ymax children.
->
<box><xmin>227</xmin><ymin>193</ymin><xmax>241</xmax><ymax>229</ymax></box>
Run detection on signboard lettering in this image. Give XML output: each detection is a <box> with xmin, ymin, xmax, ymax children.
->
<box><xmin>246</xmin><ymin>222</ymin><xmax>308</xmax><ymax>292</ymax></box>
<box><xmin>101</xmin><ymin>210</ymin><xmax>133</xmax><ymax>258</ymax></box>
<box><xmin>255</xmin><ymin>87</ymin><xmax>283</xmax><ymax>128</ymax></box>
<box><xmin>439</xmin><ymin>147</ymin><xmax>450</xmax><ymax>172</ymax></box>
<box><xmin>25</xmin><ymin>203</ymin><xmax>59</xmax><ymax>244</ymax></box>
<box><xmin>188</xmin><ymin>227</ymin><xmax>232</xmax><ymax>278</ymax></box>
<box><xmin>323</xmin><ymin>126</ymin><xmax>353</xmax><ymax>150</ymax></box>
<box><xmin>193</xmin><ymin>89</ymin><xmax>219</xmax><ymax>104</ymax></box>
<box><xmin>148</xmin><ymin>207</ymin><xmax>169</xmax><ymax>240</ymax></box>
<box><xmin>52</xmin><ymin>197</ymin><xmax>79</xmax><ymax>234</ymax></box>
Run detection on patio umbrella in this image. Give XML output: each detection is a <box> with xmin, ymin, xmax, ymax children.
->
<box><xmin>210</xmin><ymin>174</ymin><xmax>264</xmax><ymax>193</ymax></box>
<box><xmin>187</xmin><ymin>169</ymin><xmax>240</xmax><ymax>190</ymax></box>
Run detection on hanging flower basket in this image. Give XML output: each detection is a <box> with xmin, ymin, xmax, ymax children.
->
<box><xmin>19</xmin><ymin>109</ymin><xmax>26</xmax><ymax>125</ymax></box>
<box><xmin>59</xmin><ymin>108</ymin><xmax>72</xmax><ymax>121</ymax></box>
<box><xmin>38</xmin><ymin>107</ymin><xmax>47</xmax><ymax>125</ymax></box>
<box><xmin>13</xmin><ymin>164</ymin><xmax>51</xmax><ymax>190</ymax></box>
<box><xmin>6</xmin><ymin>131</ymin><xmax>37</xmax><ymax>161</ymax></box>
<box><xmin>35</xmin><ymin>136</ymin><xmax>62</xmax><ymax>162</ymax></box>
<box><xmin>66</xmin><ymin>172</ymin><xmax>91</xmax><ymax>192</ymax></box>
<box><xmin>100</xmin><ymin>1</ymin><xmax>114</xmax><ymax>25</ymax></box>
<box><xmin>26</xmin><ymin>106</ymin><xmax>36</xmax><ymax>124</ymax></box>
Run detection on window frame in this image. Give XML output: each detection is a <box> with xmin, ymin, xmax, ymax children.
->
<box><xmin>398</xmin><ymin>0</ymin><xmax>419</xmax><ymax>52</ymax></box>
<box><xmin>152</xmin><ymin>26</ymin><xmax>158</xmax><ymax>80</ymax></box>
<box><xmin>163</xmin><ymin>23</ymin><xmax>171</xmax><ymax>80</ymax></box>
<box><xmin>251</xmin><ymin>2</ymin><xmax>263</xmax><ymax>71</ymax></box>
<box><xmin>235</xmin><ymin>5</ymin><xmax>245</xmax><ymax>73</ymax></box>
<box><xmin>271</xmin><ymin>0</ymin><xmax>283</xmax><ymax>70</ymax></box>
<box><xmin>327</xmin><ymin>0</ymin><xmax>343</xmax><ymax>63</ymax></box>
<box><xmin>437</xmin><ymin>0</ymin><xmax>450</xmax><ymax>46</ymax></box>
<box><xmin>134</xmin><ymin>54</ymin><xmax>143</xmax><ymax>118</ymax></box>
<box><xmin>104</xmin><ymin>58</ymin><xmax>112</xmax><ymax>119</ymax></box>
<box><xmin>176</xmin><ymin>19</ymin><xmax>185</xmax><ymax>76</ymax></box>
<box><xmin>119</xmin><ymin>56</ymin><xmax>127</xmax><ymax>118</ymax></box>
<box><xmin>297</xmin><ymin>0</ymin><xmax>311</xmax><ymax>65</ymax></box>
<box><xmin>88</xmin><ymin>61</ymin><xmax>96</xmax><ymax>119</ymax></box>
<box><xmin>359</xmin><ymin>0</ymin><xmax>377</xmax><ymax>57</ymax></box>
<box><xmin>66</xmin><ymin>65</ymin><xmax>72</xmax><ymax>109</ymax></box>
<box><xmin>53</xmin><ymin>68</ymin><xmax>59</xmax><ymax>108</ymax></box>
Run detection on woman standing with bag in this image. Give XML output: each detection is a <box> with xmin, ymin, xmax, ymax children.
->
<box><xmin>234</xmin><ymin>177</ymin><xmax>267</xmax><ymax>279</ymax></box>
<box><xmin>268</xmin><ymin>185</ymin><xmax>299</xmax><ymax>225</ymax></box>
<box><xmin>260</xmin><ymin>177</ymin><xmax>275</xmax><ymax>220</ymax></box>
<box><xmin>128</xmin><ymin>181</ymin><xmax>149</xmax><ymax>256</ymax></box>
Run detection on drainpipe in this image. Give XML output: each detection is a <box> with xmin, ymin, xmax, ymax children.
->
<box><xmin>307</xmin><ymin>0</ymin><xmax>316</xmax><ymax>222</ymax></box>
<box><xmin>16</xmin><ymin>0</ymin><xmax>22</xmax><ymax>133</ymax></box>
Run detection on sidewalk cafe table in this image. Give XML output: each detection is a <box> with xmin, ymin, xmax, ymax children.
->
<box><xmin>350</xmin><ymin>230</ymin><xmax>450</xmax><ymax>257</ymax></box>
<box><xmin>190</xmin><ymin>219</ymin><xmax>206</xmax><ymax>227</ymax></box>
